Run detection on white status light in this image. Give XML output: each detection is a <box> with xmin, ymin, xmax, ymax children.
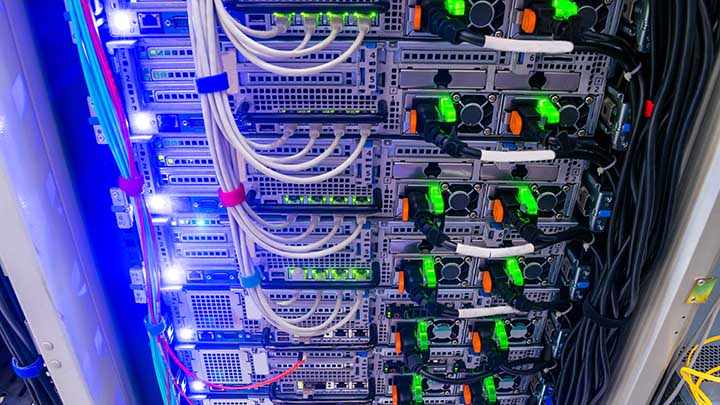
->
<box><xmin>163</xmin><ymin>265</ymin><xmax>184</xmax><ymax>284</ymax></box>
<box><xmin>147</xmin><ymin>194</ymin><xmax>171</xmax><ymax>213</ymax></box>
<box><xmin>130</xmin><ymin>112</ymin><xmax>154</xmax><ymax>133</ymax></box>
<box><xmin>190</xmin><ymin>381</ymin><xmax>206</xmax><ymax>392</ymax></box>
<box><xmin>109</xmin><ymin>11</ymin><xmax>134</xmax><ymax>33</ymax></box>
<box><xmin>176</xmin><ymin>328</ymin><xmax>195</xmax><ymax>341</ymax></box>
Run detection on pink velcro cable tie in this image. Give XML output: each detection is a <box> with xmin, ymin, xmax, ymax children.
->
<box><xmin>118</xmin><ymin>175</ymin><xmax>144</xmax><ymax>196</ymax></box>
<box><xmin>218</xmin><ymin>184</ymin><xmax>246</xmax><ymax>207</ymax></box>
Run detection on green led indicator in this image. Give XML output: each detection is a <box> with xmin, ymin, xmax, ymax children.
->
<box><xmin>436</xmin><ymin>96</ymin><xmax>457</xmax><ymax>123</ymax></box>
<box><xmin>428</xmin><ymin>184</ymin><xmax>445</xmax><ymax>215</ymax></box>
<box><xmin>352</xmin><ymin>267</ymin><xmax>369</xmax><ymax>280</ymax></box>
<box><xmin>516</xmin><ymin>186</ymin><xmax>538</xmax><ymax>216</ymax></box>
<box><xmin>535</xmin><ymin>98</ymin><xmax>560</xmax><ymax>125</ymax></box>
<box><xmin>412</xmin><ymin>374</ymin><xmax>424</xmax><ymax>404</ymax></box>
<box><xmin>504</xmin><ymin>257</ymin><xmax>525</xmax><ymax>287</ymax></box>
<box><xmin>422</xmin><ymin>257</ymin><xmax>438</xmax><ymax>289</ymax></box>
<box><xmin>416</xmin><ymin>321</ymin><xmax>430</xmax><ymax>351</ymax></box>
<box><xmin>551</xmin><ymin>0</ymin><xmax>579</xmax><ymax>19</ymax></box>
<box><xmin>312</xmin><ymin>268</ymin><xmax>326</xmax><ymax>280</ymax></box>
<box><xmin>444</xmin><ymin>0</ymin><xmax>466</xmax><ymax>16</ymax></box>
<box><xmin>483</xmin><ymin>376</ymin><xmax>498</xmax><ymax>403</ymax></box>
<box><xmin>494</xmin><ymin>320</ymin><xmax>509</xmax><ymax>351</ymax></box>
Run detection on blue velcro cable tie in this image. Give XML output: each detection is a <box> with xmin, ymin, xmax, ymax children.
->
<box><xmin>195</xmin><ymin>72</ymin><xmax>230</xmax><ymax>94</ymax></box>
<box><xmin>144</xmin><ymin>315</ymin><xmax>167</xmax><ymax>337</ymax></box>
<box><xmin>11</xmin><ymin>356</ymin><xmax>44</xmax><ymax>379</ymax></box>
<box><xmin>240</xmin><ymin>269</ymin><xmax>262</xmax><ymax>289</ymax></box>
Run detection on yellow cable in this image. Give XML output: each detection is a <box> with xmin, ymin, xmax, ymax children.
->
<box><xmin>679</xmin><ymin>336</ymin><xmax>720</xmax><ymax>405</ymax></box>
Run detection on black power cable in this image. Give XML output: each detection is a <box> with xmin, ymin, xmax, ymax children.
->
<box><xmin>0</xmin><ymin>271</ymin><xmax>61</xmax><ymax>404</ymax></box>
<box><xmin>555</xmin><ymin>0</ymin><xmax>720</xmax><ymax>403</ymax></box>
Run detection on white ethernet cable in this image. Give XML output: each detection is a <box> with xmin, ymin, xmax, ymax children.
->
<box><xmin>225</xmin><ymin>11</ymin><xmax>344</xmax><ymax>60</ymax></box>
<box><xmin>457</xmin><ymin>306</ymin><xmax>521</xmax><ymax>319</ymax></box>
<box><xmin>188</xmin><ymin>0</ymin><xmax>371</xmax><ymax>184</ymax></box>
<box><xmin>187</xmin><ymin>0</ymin><xmax>367</xmax><ymax>336</ymax></box>
<box><xmin>208</xmin><ymin>0</ymin><xmax>371</xmax><ymax>76</ymax></box>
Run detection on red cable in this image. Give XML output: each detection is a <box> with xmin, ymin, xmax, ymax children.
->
<box><xmin>160</xmin><ymin>338</ymin><xmax>306</xmax><ymax>390</ymax></box>
<box><xmin>155</xmin><ymin>337</ymin><xmax>195</xmax><ymax>405</ymax></box>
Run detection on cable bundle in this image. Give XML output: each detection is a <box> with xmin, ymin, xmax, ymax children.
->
<box><xmin>187</xmin><ymin>0</ymin><xmax>370</xmax><ymax>338</ymax></box>
<box><xmin>0</xmin><ymin>273</ymin><xmax>61</xmax><ymax>404</ymax></box>
<box><xmin>555</xmin><ymin>0</ymin><xmax>720</xmax><ymax>403</ymax></box>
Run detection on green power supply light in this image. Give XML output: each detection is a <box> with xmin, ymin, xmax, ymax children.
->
<box><xmin>535</xmin><ymin>98</ymin><xmax>561</xmax><ymax>125</ymax></box>
<box><xmin>437</xmin><ymin>96</ymin><xmax>458</xmax><ymax>123</ymax></box>
<box><xmin>444</xmin><ymin>0</ymin><xmax>466</xmax><ymax>16</ymax></box>
<box><xmin>412</xmin><ymin>374</ymin><xmax>424</xmax><ymax>404</ymax></box>
<box><xmin>493</xmin><ymin>320</ymin><xmax>509</xmax><ymax>350</ymax></box>
<box><xmin>504</xmin><ymin>257</ymin><xmax>525</xmax><ymax>287</ymax></box>
<box><xmin>483</xmin><ymin>376</ymin><xmax>498</xmax><ymax>403</ymax></box>
<box><xmin>516</xmin><ymin>186</ymin><xmax>539</xmax><ymax>216</ymax></box>
<box><xmin>422</xmin><ymin>257</ymin><xmax>438</xmax><ymax>288</ymax></box>
<box><xmin>551</xmin><ymin>0</ymin><xmax>579</xmax><ymax>19</ymax></box>
<box><xmin>427</xmin><ymin>183</ymin><xmax>445</xmax><ymax>215</ymax></box>
<box><xmin>416</xmin><ymin>321</ymin><xmax>430</xmax><ymax>351</ymax></box>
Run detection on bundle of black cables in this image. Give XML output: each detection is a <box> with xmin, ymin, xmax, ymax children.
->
<box><xmin>0</xmin><ymin>270</ymin><xmax>61</xmax><ymax>404</ymax></box>
<box><xmin>555</xmin><ymin>0</ymin><xmax>720</xmax><ymax>403</ymax></box>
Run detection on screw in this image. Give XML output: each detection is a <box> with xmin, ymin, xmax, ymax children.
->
<box><xmin>504</xmin><ymin>319</ymin><xmax>511</xmax><ymax>325</ymax></box>
<box><xmin>606</xmin><ymin>196</ymin><xmax>613</xmax><ymax>203</ymax></box>
<box><xmin>584</xmin><ymin>96</ymin><xmax>594</xmax><ymax>104</ymax></box>
<box><xmin>461</xmin><ymin>281</ymin><xmax>468</xmax><ymax>287</ymax></box>
<box><xmin>562</xmin><ymin>184</ymin><xmax>571</xmax><ymax>192</ymax></box>
<box><xmin>441</xmin><ymin>183</ymin><xmax>450</xmax><ymax>191</ymax></box>
<box><xmin>465</xmin><ymin>257</ymin><xmax>472</xmax><ymax>263</ymax></box>
<box><xmin>488</xmin><ymin>94</ymin><xmax>497</xmax><ymax>102</ymax></box>
<box><xmin>49</xmin><ymin>360</ymin><xmax>62</xmax><ymax>369</ymax></box>
<box><xmin>531</xmin><ymin>184</ymin><xmax>539</xmax><ymax>192</ymax></box>
<box><xmin>165</xmin><ymin>19</ymin><xmax>173</xmax><ymax>27</ymax></box>
<box><xmin>697</xmin><ymin>279</ymin><xmax>706</xmax><ymax>286</ymax></box>
<box><xmin>434</xmin><ymin>257</ymin><xmax>442</xmax><ymax>264</ymax></box>
<box><xmin>578</xmin><ymin>129</ymin><xmax>586</xmax><ymax>137</ymax></box>
<box><xmin>550</xmin><ymin>95</ymin><xmax>560</xmax><ymax>103</ymax></box>
<box><xmin>555</xmin><ymin>213</ymin><xmax>564</xmax><ymax>219</ymax></box>
<box><xmin>691</xmin><ymin>296</ymin><xmax>697</xmax><ymax>303</ymax></box>
<box><xmin>541</xmin><ymin>280</ymin><xmax>548</xmax><ymax>286</ymax></box>
<box><xmin>451</xmin><ymin>93</ymin><xmax>462</xmax><ymax>102</ymax></box>
<box><xmin>40</xmin><ymin>342</ymin><xmax>54</xmax><ymax>351</ymax></box>
<box><xmin>494</xmin><ymin>31</ymin><xmax>503</xmax><ymax>37</ymax></box>
<box><xmin>526</xmin><ymin>338</ymin><xmax>534</xmax><ymax>344</ymax></box>
<box><xmin>455</xmin><ymin>320</ymin><xmax>462</xmax><ymax>325</ymax></box>
<box><xmin>193</xmin><ymin>202</ymin><xmax>199</xmax><ymax>208</ymax></box>
<box><xmin>604</xmin><ymin>0</ymin><xmax>613</xmax><ymax>4</ymax></box>
<box><xmin>514</xmin><ymin>389</ymin><xmax>521</xmax><ymax>395</ymax></box>
<box><xmin>469</xmin><ymin>212</ymin><xmax>478</xmax><ymax>219</ymax></box>
<box><xmin>547</xmin><ymin>257</ymin><xmax>554</xmax><ymax>263</ymax></box>
<box><xmin>445</xmin><ymin>390</ymin><xmax>451</xmax><ymax>395</ymax></box>
<box><xmin>517</xmin><ymin>257</ymin><xmax>525</xmax><ymax>264</ymax></box>
<box><xmin>427</xmin><ymin>320</ymin><xmax>434</xmax><ymax>325</ymax></box>
<box><xmin>452</xmin><ymin>339</ymin><xmax>458</xmax><ymax>344</ymax></box>
<box><xmin>483</xmin><ymin>128</ymin><xmax>493</xmax><ymax>135</ymax></box>
<box><xmin>532</xmin><ymin>318</ymin><xmax>539</xmax><ymax>324</ymax></box>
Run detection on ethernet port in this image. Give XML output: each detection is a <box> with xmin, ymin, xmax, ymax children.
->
<box><xmin>353</xmin><ymin>195</ymin><xmax>371</xmax><ymax>205</ymax></box>
<box><xmin>139</xmin><ymin>12</ymin><xmax>161</xmax><ymax>29</ymax></box>
<box><xmin>308</xmin><ymin>195</ymin><xmax>326</xmax><ymax>204</ymax></box>
<box><xmin>329</xmin><ymin>196</ymin><xmax>349</xmax><ymax>204</ymax></box>
<box><xmin>332</xmin><ymin>268</ymin><xmax>348</xmax><ymax>279</ymax></box>
<box><xmin>283</xmin><ymin>195</ymin><xmax>304</xmax><ymax>204</ymax></box>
